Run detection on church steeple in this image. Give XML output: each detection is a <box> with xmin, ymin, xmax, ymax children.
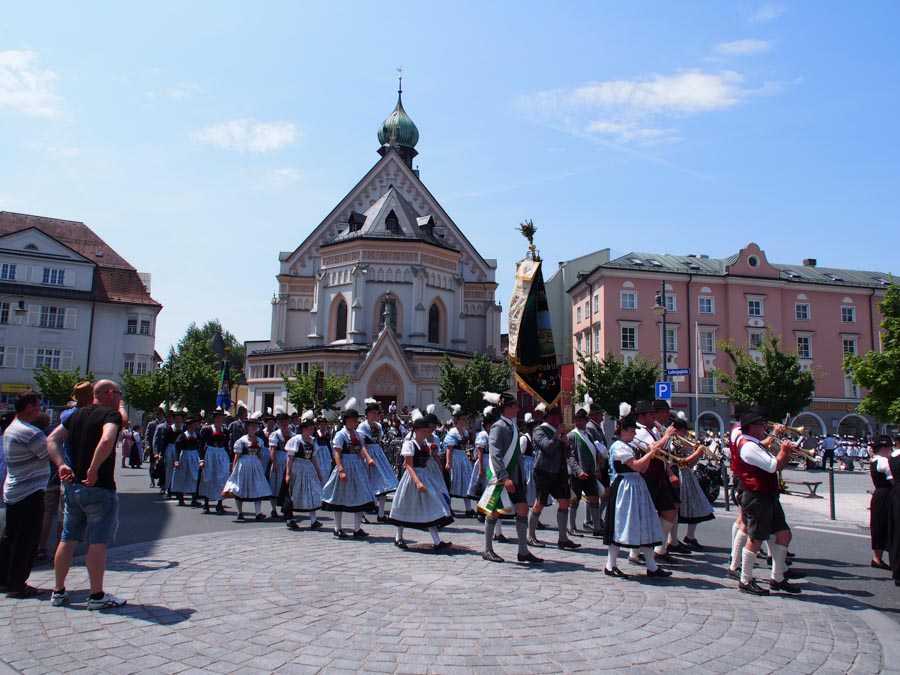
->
<box><xmin>377</xmin><ymin>72</ymin><xmax>419</xmax><ymax>167</ymax></box>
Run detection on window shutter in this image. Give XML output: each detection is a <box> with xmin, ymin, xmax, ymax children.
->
<box><xmin>65</xmin><ymin>308</ymin><xmax>77</xmax><ymax>329</ymax></box>
<box><xmin>7</xmin><ymin>345</ymin><xmax>18</xmax><ymax>368</ymax></box>
<box><xmin>61</xmin><ymin>349</ymin><xmax>74</xmax><ymax>370</ymax></box>
<box><xmin>23</xmin><ymin>347</ymin><xmax>36</xmax><ymax>368</ymax></box>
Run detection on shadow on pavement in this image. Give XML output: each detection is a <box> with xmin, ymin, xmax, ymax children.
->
<box><xmin>106</xmin><ymin>558</ymin><xmax>180</xmax><ymax>573</ymax></box>
<box><xmin>114</xmin><ymin>482</ymin><xmax>173</xmax><ymax>548</ymax></box>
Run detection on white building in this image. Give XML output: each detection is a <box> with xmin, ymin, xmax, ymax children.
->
<box><xmin>0</xmin><ymin>212</ymin><xmax>161</xmax><ymax>407</ymax></box>
<box><xmin>245</xmin><ymin>87</ymin><xmax>501</xmax><ymax>414</ymax></box>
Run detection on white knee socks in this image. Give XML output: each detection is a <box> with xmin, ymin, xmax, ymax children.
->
<box><xmin>253</xmin><ymin>500</ymin><xmax>261</xmax><ymax>515</ymax></box>
<box><xmin>309</xmin><ymin>509</ymin><xmax>318</xmax><ymax>525</ymax></box>
<box><xmin>606</xmin><ymin>544</ymin><xmax>620</xmax><ymax>571</ymax></box>
<box><xmin>655</xmin><ymin>519</ymin><xmax>674</xmax><ymax>555</ymax></box>
<box><xmin>669</xmin><ymin>522</ymin><xmax>679</xmax><ymax>546</ymax></box>
<box><xmin>495</xmin><ymin>519</ymin><xmax>505</xmax><ymax>537</ymax></box>
<box><xmin>740</xmin><ymin>547</ymin><xmax>756</xmax><ymax>584</ymax></box>
<box><xmin>334</xmin><ymin>512</ymin><xmax>344</xmax><ymax>531</ymax></box>
<box><xmin>686</xmin><ymin>523</ymin><xmax>697</xmax><ymax>539</ymax></box>
<box><xmin>429</xmin><ymin>527</ymin><xmax>441</xmax><ymax>545</ymax></box>
<box><xmin>395</xmin><ymin>526</ymin><xmax>404</xmax><ymax>542</ymax></box>
<box><xmin>730</xmin><ymin>530</ymin><xmax>748</xmax><ymax>570</ymax></box>
<box><xmin>377</xmin><ymin>495</ymin><xmax>386</xmax><ymax>518</ymax></box>
<box><xmin>642</xmin><ymin>546</ymin><xmax>657</xmax><ymax>572</ymax></box>
<box><xmin>464</xmin><ymin>498</ymin><xmax>472</xmax><ymax>512</ymax></box>
<box><xmin>770</xmin><ymin>543</ymin><xmax>788</xmax><ymax>582</ymax></box>
<box><xmin>353</xmin><ymin>512</ymin><xmax>362</xmax><ymax>530</ymax></box>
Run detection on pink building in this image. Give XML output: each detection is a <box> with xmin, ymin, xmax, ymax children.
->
<box><xmin>567</xmin><ymin>243</ymin><xmax>890</xmax><ymax>436</ymax></box>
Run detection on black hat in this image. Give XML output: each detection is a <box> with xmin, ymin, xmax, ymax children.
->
<box><xmin>740</xmin><ymin>408</ymin><xmax>766</xmax><ymax>429</ymax></box>
<box><xmin>275</xmin><ymin>412</ymin><xmax>289</xmax><ymax>422</ymax></box>
<box><xmin>672</xmin><ymin>416</ymin><xmax>689</xmax><ymax>431</ymax></box>
<box><xmin>617</xmin><ymin>414</ymin><xmax>638</xmax><ymax>431</ymax></box>
<box><xmin>573</xmin><ymin>407</ymin><xmax>588</xmax><ymax>419</ymax></box>
<box><xmin>652</xmin><ymin>400</ymin><xmax>670</xmax><ymax>412</ymax></box>
<box><xmin>341</xmin><ymin>397</ymin><xmax>361</xmax><ymax>421</ymax></box>
<box><xmin>364</xmin><ymin>398</ymin><xmax>382</xmax><ymax>413</ymax></box>
<box><xmin>873</xmin><ymin>435</ymin><xmax>893</xmax><ymax>450</ymax></box>
<box><xmin>212</xmin><ymin>407</ymin><xmax>226</xmax><ymax>418</ymax></box>
<box><xmin>483</xmin><ymin>391</ymin><xmax>516</xmax><ymax>409</ymax></box>
<box><xmin>634</xmin><ymin>400</ymin><xmax>654</xmax><ymax>415</ymax></box>
<box><xmin>185</xmin><ymin>414</ymin><xmax>201</xmax><ymax>425</ymax></box>
<box><xmin>412</xmin><ymin>414</ymin><xmax>433</xmax><ymax>430</ymax></box>
<box><xmin>425</xmin><ymin>413</ymin><xmax>441</xmax><ymax>428</ymax></box>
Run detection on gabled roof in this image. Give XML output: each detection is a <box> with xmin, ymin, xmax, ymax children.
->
<box><xmin>0</xmin><ymin>211</ymin><xmax>161</xmax><ymax>307</ymax></box>
<box><xmin>572</xmin><ymin>248</ymin><xmax>893</xmax><ymax>292</ymax></box>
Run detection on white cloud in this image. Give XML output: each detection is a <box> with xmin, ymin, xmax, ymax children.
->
<box><xmin>751</xmin><ymin>3</ymin><xmax>785</xmax><ymax>23</ymax></box>
<box><xmin>254</xmin><ymin>167</ymin><xmax>303</xmax><ymax>191</ymax></box>
<box><xmin>0</xmin><ymin>50</ymin><xmax>61</xmax><ymax>118</ymax></box>
<box><xmin>716</xmin><ymin>39</ymin><xmax>771</xmax><ymax>56</ymax></box>
<box><xmin>193</xmin><ymin>119</ymin><xmax>298</xmax><ymax>153</ymax></box>
<box><xmin>520</xmin><ymin>68</ymin><xmax>779</xmax><ymax>145</ymax></box>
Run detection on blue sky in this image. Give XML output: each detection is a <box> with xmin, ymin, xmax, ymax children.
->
<box><xmin>2</xmin><ymin>2</ymin><xmax>899</xmax><ymax>354</ymax></box>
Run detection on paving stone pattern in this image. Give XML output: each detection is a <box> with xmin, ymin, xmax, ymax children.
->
<box><xmin>0</xmin><ymin>523</ymin><xmax>888</xmax><ymax>674</ymax></box>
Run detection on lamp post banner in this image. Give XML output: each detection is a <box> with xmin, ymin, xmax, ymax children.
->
<box><xmin>507</xmin><ymin>256</ymin><xmax>561</xmax><ymax>407</ymax></box>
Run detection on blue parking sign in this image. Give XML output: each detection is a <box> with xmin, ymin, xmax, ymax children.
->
<box><xmin>655</xmin><ymin>381</ymin><xmax>672</xmax><ymax>400</ymax></box>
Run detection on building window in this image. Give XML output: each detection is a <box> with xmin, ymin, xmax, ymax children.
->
<box><xmin>123</xmin><ymin>355</ymin><xmax>135</xmax><ymax>374</ymax></box>
<box><xmin>39</xmin><ymin>306</ymin><xmax>65</xmax><ymax>329</ymax></box>
<box><xmin>140</xmin><ymin>319</ymin><xmax>151</xmax><ymax>336</ymax></box>
<box><xmin>262</xmin><ymin>364</ymin><xmax>276</xmax><ymax>378</ymax></box>
<box><xmin>384</xmin><ymin>210</ymin><xmax>400</xmax><ymax>234</ymax></box>
<box><xmin>795</xmin><ymin>303</ymin><xmax>810</xmax><ymax>321</ymax></box>
<box><xmin>0</xmin><ymin>302</ymin><xmax>8</xmax><ymax>325</ymax></box>
<box><xmin>296</xmin><ymin>362</ymin><xmax>310</xmax><ymax>375</ymax></box>
<box><xmin>593</xmin><ymin>326</ymin><xmax>601</xmax><ymax>352</ymax></box>
<box><xmin>428</xmin><ymin>303</ymin><xmax>441</xmax><ymax>344</ymax></box>
<box><xmin>698</xmin><ymin>296</ymin><xmax>714</xmax><ymax>314</ymax></box>
<box><xmin>747</xmin><ymin>299</ymin><xmax>763</xmax><ymax>317</ymax></box>
<box><xmin>749</xmin><ymin>330</ymin><xmax>764</xmax><ymax>350</ymax></box>
<box><xmin>844</xmin><ymin>375</ymin><xmax>859</xmax><ymax>399</ymax></box>
<box><xmin>841</xmin><ymin>305</ymin><xmax>856</xmax><ymax>323</ymax></box>
<box><xmin>35</xmin><ymin>347</ymin><xmax>61</xmax><ymax>370</ymax></box>
<box><xmin>797</xmin><ymin>335</ymin><xmax>812</xmax><ymax>360</ymax></box>
<box><xmin>665</xmin><ymin>293</ymin><xmax>676</xmax><ymax>312</ymax></box>
<box><xmin>842</xmin><ymin>337</ymin><xmax>857</xmax><ymax>355</ymax></box>
<box><xmin>592</xmin><ymin>294</ymin><xmax>599</xmax><ymax>314</ymax></box>
<box><xmin>127</xmin><ymin>318</ymin><xmax>138</xmax><ymax>334</ymax></box>
<box><xmin>0</xmin><ymin>345</ymin><xmax>5</xmax><ymax>367</ymax></box>
<box><xmin>136</xmin><ymin>360</ymin><xmax>148</xmax><ymax>375</ymax></box>
<box><xmin>576</xmin><ymin>305</ymin><xmax>582</xmax><ymax>323</ymax></box>
<box><xmin>699</xmin><ymin>329</ymin><xmax>715</xmax><ymax>354</ymax></box>
<box><xmin>700</xmin><ymin>376</ymin><xmax>716</xmax><ymax>394</ymax></box>
<box><xmin>621</xmin><ymin>326</ymin><xmax>637</xmax><ymax>351</ymax></box>
<box><xmin>335</xmin><ymin>299</ymin><xmax>348</xmax><ymax>340</ymax></box>
<box><xmin>42</xmin><ymin>268</ymin><xmax>65</xmax><ymax>285</ymax></box>
<box><xmin>663</xmin><ymin>327</ymin><xmax>677</xmax><ymax>353</ymax></box>
<box><xmin>620</xmin><ymin>291</ymin><xmax>636</xmax><ymax>310</ymax></box>
<box><xmin>0</xmin><ymin>263</ymin><xmax>15</xmax><ymax>281</ymax></box>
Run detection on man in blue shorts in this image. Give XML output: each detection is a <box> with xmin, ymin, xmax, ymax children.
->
<box><xmin>46</xmin><ymin>380</ymin><xmax>126</xmax><ymax>609</ymax></box>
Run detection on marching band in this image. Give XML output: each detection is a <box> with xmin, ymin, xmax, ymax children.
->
<box><xmin>141</xmin><ymin>391</ymin><xmax>900</xmax><ymax>597</ymax></box>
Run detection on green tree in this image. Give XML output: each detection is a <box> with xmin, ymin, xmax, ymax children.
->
<box><xmin>716</xmin><ymin>332</ymin><xmax>815</xmax><ymax>422</ymax></box>
<box><xmin>283</xmin><ymin>366</ymin><xmax>349</xmax><ymax>412</ymax></box>
<box><xmin>845</xmin><ymin>281</ymin><xmax>900</xmax><ymax>423</ymax></box>
<box><xmin>438</xmin><ymin>353</ymin><xmax>512</xmax><ymax>417</ymax></box>
<box><xmin>122</xmin><ymin>368</ymin><xmax>170</xmax><ymax>416</ymax></box>
<box><xmin>33</xmin><ymin>365</ymin><xmax>95</xmax><ymax>407</ymax></box>
<box><xmin>574</xmin><ymin>353</ymin><xmax>659</xmax><ymax>418</ymax></box>
<box><xmin>164</xmin><ymin>320</ymin><xmax>245</xmax><ymax>412</ymax></box>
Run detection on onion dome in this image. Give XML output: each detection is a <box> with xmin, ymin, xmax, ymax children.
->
<box><xmin>378</xmin><ymin>89</ymin><xmax>419</xmax><ymax>150</ymax></box>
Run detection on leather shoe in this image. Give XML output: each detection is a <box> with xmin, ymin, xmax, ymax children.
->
<box><xmin>684</xmin><ymin>536</ymin><xmax>704</xmax><ymax>550</ymax></box>
<box><xmin>352</xmin><ymin>529</ymin><xmax>369</xmax><ymax>539</ymax></box>
<box><xmin>871</xmin><ymin>560</ymin><xmax>891</xmax><ymax>570</ymax></box>
<box><xmin>333</xmin><ymin>529</ymin><xmax>347</xmax><ymax>539</ymax></box>
<box><xmin>655</xmin><ymin>553</ymin><xmax>677</xmax><ymax>564</ymax></box>
<box><xmin>739</xmin><ymin>579</ymin><xmax>770</xmax><ymax>596</ymax></box>
<box><xmin>393</xmin><ymin>539</ymin><xmax>408</xmax><ymax>549</ymax></box>
<box><xmin>527</xmin><ymin>537</ymin><xmax>546</xmax><ymax>548</ymax></box>
<box><xmin>646</xmin><ymin>567</ymin><xmax>672</xmax><ymax>578</ymax></box>
<box><xmin>604</xmin><ymin>567</ymin><xmax>628</xmax><ymax>578</ymax></box>
<box><xmin>494</xmin><ymin>534</ymin><xmax>508</xmax><ymax>543</ymax></box>
<box><xmin>769</xmin><ymin>579</ymin><xmax>802</xmax><ymax>594</ymax></box>
<box><xmin>517</xmin><ymin>552</ymin><xmax>544</xmax><ymax>564</ymax></box>
<box><xmin>482</xmin><ymin>550</ymin><xmax>504</xmax><ymax>563</ymax></box>
<box><xmin>669</xmin><ymin>542</ymin><xmax>692</xmax><ymax>555</ymax></box>
<box><xmin>726</xmin><ymin>568</ymin><xmax>741</xmax><ymax>581</ymax></box>
<box><xmin>558</xmin><ymin>540</ymin><xmax>581</xmax><ymax>550</ymax></box>
<box><xmin>310</xmin><ymin>520</ymin><xmax>323</xmax><ymax>530</ymax></box>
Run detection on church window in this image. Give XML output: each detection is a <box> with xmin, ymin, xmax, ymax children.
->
<box><xmin>335</xmin><ymin>299</ymin><xmax>348</xmax><ymax>340</ymax></box>
<box><xmin>428</xmin><ymin>304</ymin><xmax>441</xmax><ymax>344</ymax></box>
<box><xmin>385</xmin><ymin>210</ymin><xmax>400</xmax><ymax>234</ymax></box>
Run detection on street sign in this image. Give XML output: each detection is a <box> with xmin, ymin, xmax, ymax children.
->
<box><xmin>666</xmin><ymin>368</ymin><xmax>689</xmax><ymax>377</ymax></box>
<box><xmin>655</xmin><ymin>381</ymin><xmax>672</xmax><ymax>400</ymax></box>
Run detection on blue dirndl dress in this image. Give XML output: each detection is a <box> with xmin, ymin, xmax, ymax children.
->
<box><xmin>466</xmin><ymin>430</ymin><xmax>490</xmax><ymax>498</ymax></box>
<box><xmin>388</xmin><ymin>439</ymin><xmax>454</xmax><ymax>530</ymax></box>
<box><xmin>603</xmin><ymin>441</ymin><xmax>663</xmax><ymax>548</ymax></box>
<box><xmin>171</xmin><ymin>431</ymin><xmax>201</xmax><ymax>494</ymax></box>
<box><xmin>199</xmin><ymin>428</ymin><xmax>230</xmax><ymax>500</ymax></box>
<box><xmin>444</xmin><ymin>427</ymin><xmax>474</xmax><ymax>498</ymax></box>
<box><xmin>678</xmin><ymin>466</ymin><xmax>715</xmax><ymax>523</ymax></box>
<box><xmin>164</xmin><ymin>439</ymin><xmax>178</xmax><ymax>493</ymax></box>
<box><xmin>321</xmin><ymin>428</ymin><xmax>375</xmax><ymax>512</ymax></box>
<box><xmin>223</xmin><ymin>437</ymin><xmax>272</xmax><ymax>501</ymax></box>
<box><xmin>314</xmin><ymin>436</ymin><xmax>333</xmax><ymax>478</ymax></box>
<box><xmin>267</xmin><ymin>429</ymin><xmax>290</xmax><ymax>498</ymax></box>
<box><xmin>358</xmin><ymin>421</ymin><xmax>398</xmax><ymax>496</ymax></box>
<box><xmin>286</xmin><ymin>436</ymin><xmax>323</xmax><ymax>511</ymax></box>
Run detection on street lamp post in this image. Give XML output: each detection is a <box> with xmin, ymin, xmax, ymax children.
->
<box><xmin>654</xmin><ymin>281</ymin><xmax>668</xmax><ymax>378</ymax></box>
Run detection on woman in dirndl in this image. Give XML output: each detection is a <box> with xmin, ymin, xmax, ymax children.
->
<box><xmin>467</xmin><ymin>412</ymin><xmax>491</xmax><ymax>506</ymax></box>
<box><xmin>671</xmin><ymin>416</ymin><xmax>715</xmax><ymax>549</ymax></box>
<box><xmin>321</xmin><ymin>399</ymin><xmax>376</xmax><ymax>539</ymax></box>
<box><xmin>314</xmin><ymin>414</ymin><xmax>333</xmax><ymax>478</ymax></box>
<box><xmin>870</xmin><ymin>435</ymin><xmax>893</xmax><ymax>570</ymax></box>
<box><xmin>519</xmin><ymin>413</ymin><xmax>538</xmax><ymax>507</ymax></box>
<box><xmin>443</xmin><ymin>404</ymin><xmax>475</xmax><ymax>516</ymax></box>
<box><xmin>199</xmin><ymin>409</ymin><xmax>230</xmax><ymax>514</ymax></box>
<box><xmin>389</xmin><ymin>411</ymin><xmax>454</xmax><ymax>551</ymax></box>
<box><xmin>358</xmin><ymin>398</ymin><xmax>398</xmax><ymax>522</ymax></box>
<box><xmin>603</xmin><ymin>403</ymin><xmax>672</xmax><ymax>580</ymax></box>
<box><xmin>172</xmin><ymin>415</ymin><xmax>202</xmax><ymax>507</ymax></box>
<box><xmin>222</xmin><ymin>418</ymin><xmax>272</xmax><ymax>521</ymax></box>
<box><xmin>284</xmin><ymin>411</ymin><xmax>324</xmax><ymax>530</ymax></box>
<box><xmin>267</xmin><ymin>412</ymin><xmax>292</xmax><ymax>519</ymax></box>
<box><xmin>163</xmin><ymin>408</ymin><xmax>185</xmax><ymax>498</ymax></box>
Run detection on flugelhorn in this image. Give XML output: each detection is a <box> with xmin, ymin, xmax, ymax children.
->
<box><xmin>671</xmin><ymin>434</ymin><xmax>718</xmax><ymax>461</ymax></box>
<box><xmin>765</xmin><ymin>423</ymin><xmax>817</xmax><ymax>461</ymax></box>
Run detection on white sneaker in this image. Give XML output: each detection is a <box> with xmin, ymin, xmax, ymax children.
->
<box><xmin>50</xmin><ymin>590</ymin><xmax>70</xmax><ymax>607</ymax></box>
<box><xmin>87</xmin><ymin>592</ymin><xmax>127</xmax><ymax>610</ymax></box>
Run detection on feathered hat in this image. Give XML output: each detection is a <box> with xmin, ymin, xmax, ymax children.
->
<box><xmin>341</xmin><ymin>397</ymin><xmax>360</xmax><ymax>420</ymax></box>
<box><xmin>300</xmin><ymin>409</ymin><xmax>316</xmax><ymax>428</ymax></box>
<box><xmin>533</xmin><ymin>401</ymin><xmax>547</xmax><ymax>415</ymax></box>
<box><xmin>364</xmin><ymin>397</ymin><xmax>382</xmax><ymax>413</ymax></box>
<box><xmin>450</xmin><ymin>403</ymin><xmax>464</xmax><ymax>419</ymax></box>
<box><xmin>410</xmin><ymin>408</ymin><xmax>432</xmax><ymax>430</ymax></box>
<box><xmin>616</xmin><ymin>401</ymin><xmax>637</xmax><ymax>430</ymax></box>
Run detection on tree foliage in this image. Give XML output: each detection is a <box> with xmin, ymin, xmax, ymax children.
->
<box><xmin>715</xmin><ymin>332</ymin><xmax>815</xmax><ymax>422</ymax></box>
<box><xmin>282</xmin><ymin>366</ymin><xmax>349</xmax><ymax>413</ymax></box>
<box><xmin>574</xmin><ymin>353</ymin><xmax>659</xmax><ymax>418</ymax></box>
<box><xmin>438</xmin><ymin>354</ymin><xmax>512</xmax><ymax>417</ymax></box>
<box><xmin>845</xmin><ymin>281</ymin><xmax>900</xmax><ymax>423</ymax></box>
<box><xmin>122</xmin><ymin>368</ymin><xmax>170</xmax><ymax>414</ymax></box>
<box><xmin>33</xmin><ymin>365</ymin><xmax>95</xmax><ymax>407</ymax></box>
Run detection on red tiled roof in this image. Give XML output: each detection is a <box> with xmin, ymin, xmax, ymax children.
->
<box><xmin>0</xmin><ymin>211</ymin><xmax>161</xmax><ymax>308</ymax></box>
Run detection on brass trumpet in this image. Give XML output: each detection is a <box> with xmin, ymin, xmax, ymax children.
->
<box><xmin>631</xmin><ymin>437</ymin><xmax>692</xmax><ymax>467</ymax></box>
<box><xmin>765</xmin><ymin>423</ymin><xmax>818</xmax><ymax>462</ymax></box>
<box><xmin>671</xmin><ymin>434</ymin><xmax>718</xmax><ymax>462</ymax></box>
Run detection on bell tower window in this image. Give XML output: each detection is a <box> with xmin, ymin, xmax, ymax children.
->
<box><xmin>428</xmin><ymin>303</ymin><xmax>441</xmax><ymax>344</ymax></box>
<box><xmin>385</xmin><ymin>210</ymin><xmax>400</xmax><ymax>234</ymax></box>
<box><xmin>335</xmin><ymin>299</ymin><xmax>348</xmax><ymax>340</ymax></box>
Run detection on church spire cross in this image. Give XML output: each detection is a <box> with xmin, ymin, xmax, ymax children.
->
<box><xmin>396</xmin><ymin>67</ymin><xmax>403</xmax><ymax>103</ymax></box>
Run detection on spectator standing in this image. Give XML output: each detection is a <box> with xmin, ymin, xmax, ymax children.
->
<box><xmin>46</xmin><ymin>380</ymin><xmax>126</xmax><ymax>610</ymax></box>
<box><xmin>0</xmin><ymin>412</ymin><xmax>14</xmax><ymax>501</ymax></box>
<box><xmin>820</xmin><ymin>433</ymin><xmax>837</xmax><ymax>470</ymax></box>
<box><xmin>0</xmin><ymin>393</ymin><xmax>50</xmax><ymax>598</ymax></box>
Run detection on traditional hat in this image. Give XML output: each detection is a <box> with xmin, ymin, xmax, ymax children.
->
<box><xmin>534</xmin><ymin>402</ymin><xmax>547</xmax><ymax>415</ymax></box>
<box><xmin>212</xmin><ymin>407</ymin><xmax>226</xmax><ymax>418</ymax></box>
<box><xmin>574</xmin><ymin>406</ymin><xmax>588</xmax><ymax>419</ymax></box>
<box><xmin>616</xmin><ymin>402</ymin><xmax>637</xmax><ymax>430</ymax></box>
<box><xmin>575</xmin><ymin>393</ymin><xmax>592</xmax><ymax>418</ymax></box>
<box><xmin>249</xmin><ymin>410</ymin><xmax>263</xmax><ymax>421</ymax></box>
<box><xmin>523</xmin><ymin>412</ymin><xmax>535</xmax><ymax>426</ymax></box>
<box><xmin>672</xmin><ymin>411</ymin><xmax>689</xmax><ymax>431</ymax></box>
<box><xmin>185</xmin><ymin>413</ymin><xmax>202</xmax><ymax>425</ymax></box>
<box><xmin>275</xmin><ymin>411</ymin><xmax>289</xmax><ymax>422</ymax></box>
<box><xmin>300</xmin><ymin>409</ymin><xmax>316</xmax><ymax>428</ymax></box>
<box><xmin>410</xmin><ymin>408</ymin><xmax>432</xmax><ymax>430</ymax></box>
<box><xmin>652</xmin><ymin>399</ymin><xmax>670</xmax><ymax>412</ymax></box>
<box><xmin>634</xmin><ymin>400</ymin><xmax>654</xmax><ymax>416</ymax></box>
<box><xmin>262</xmin><ymin>407</ymin><xmax>275</xmax><ymax>422</ymax></box>
<box><xmin>739</xmin><ymin>407</ymin><xmax>766</xmax><ymax>429</ymax></box>
<box><xmin>364</xmin><ymin>398</ymin><xmax>382</xmax><ymax>413</ymax></box>
<box><xmin>482</xmin><ymin>405</ymin><xmax>498</xmax><ymax>427</ymax></box>
<box><xmin>236</xmin><ymin>400</ymin><xmax>248</xmax><ymax>413</ymax></box>
<box><xmin>341</xmin><ymin>397</ymin><xmax>360</xmax><ymax>420</ymax></box>
<box><xmin>483</xmin><ymin>391</ymin><xmax>516</xmax><ymax>408</ymax></box>
<box><xmin>450</xmin><ymin>403</ymin><xmax>465</xmax><ymax>419</ymax></box>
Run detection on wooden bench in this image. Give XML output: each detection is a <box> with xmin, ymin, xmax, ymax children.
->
<box><xmin>783</xmin><ymin>480</ymin><xmax>824</xmax><ymax>498</ymax></box>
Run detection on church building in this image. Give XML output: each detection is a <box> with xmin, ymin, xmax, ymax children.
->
<box><xmin>245</xmin><ymin>86</ymin><xmax>502</xmax><ymax>414</ymax></box>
